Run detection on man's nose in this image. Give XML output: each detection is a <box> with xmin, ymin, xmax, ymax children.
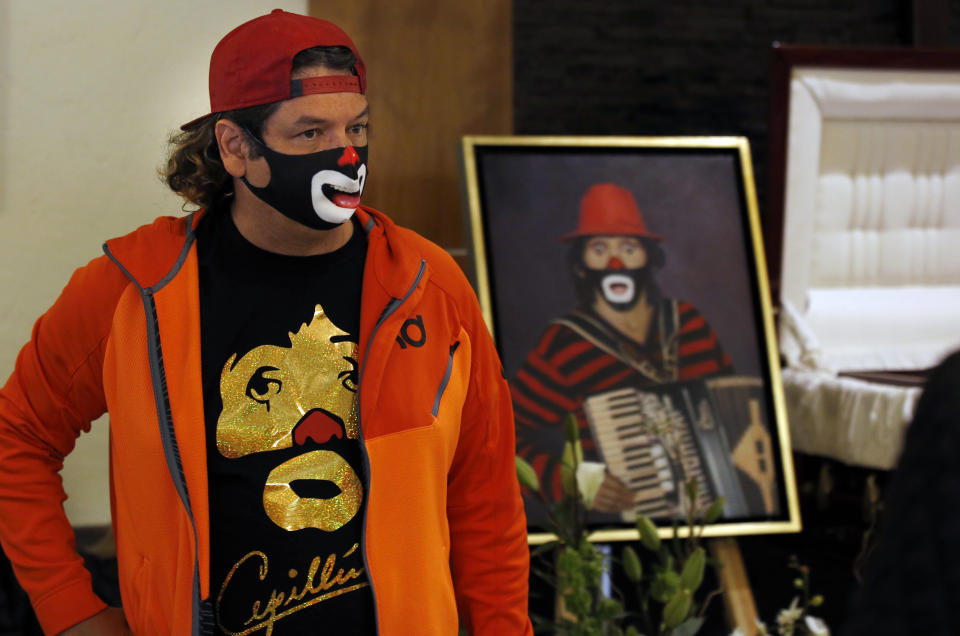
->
<box><xmin>607</xmin><ymin>256</ymin><xmax>625</xmax><ymax>270</ymax></box>
<box><xmin>337</xmin><ymin>146</ymin><xmax>360</xmax><ymax>167</ymax></box>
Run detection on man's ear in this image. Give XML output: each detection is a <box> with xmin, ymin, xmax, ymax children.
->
<box><xmin>215</xmin><ymin>119</ymin><xmax>251</xmax><ymax>178</ymax></box>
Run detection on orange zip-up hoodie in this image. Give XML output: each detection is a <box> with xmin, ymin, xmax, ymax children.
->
<box><xmin>0</xmin><ymin>207</ymin><xmax>532</xmax><ymax>635</ymax></box>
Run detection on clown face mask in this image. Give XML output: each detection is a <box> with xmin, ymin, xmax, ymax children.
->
<box><xmin>241</xmin><ymin>131</ymin><xmax>368</xmax><ymax>231</ymax></box>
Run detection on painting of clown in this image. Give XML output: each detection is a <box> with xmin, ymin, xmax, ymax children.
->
<box><xmin>461</xmin><ymin>137</ymin><xmax>799</xmax><ymax>538</ymax></box>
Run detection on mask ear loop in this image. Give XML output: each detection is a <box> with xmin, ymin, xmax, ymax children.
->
<box><xmin>237</xmin><ymin>125</ymin><xmax>268</xmax><ymax>151</ymax></box>
<box><xmin>237</xmin><ymin>125</ymin><xmax>271</xmax><ymax>194</ymax></box>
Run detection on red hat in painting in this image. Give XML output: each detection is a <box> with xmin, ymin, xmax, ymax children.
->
<box><xmin>181</xmin><ymin>9</ymin><xmax>366</xmax><ymax>130</ymax></box>
<box><xmin>561</xmin><ymin>183</ymin><xmax>665</xmax><ymax>241</ymax></box>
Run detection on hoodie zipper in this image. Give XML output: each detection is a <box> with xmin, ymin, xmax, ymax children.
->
<box><xmin>356</xmin><ymin>258</ymin><xmax>426</xmax><ymax>636</ymax></box>
<box><xmin>103</xmin><ymin>214</ymin><xmax>212</xmax><ymax>636</ymax></box>
<box><xmin>432</xmin><ymin>341</ymin><xmax>461</xmax><ymax>417</ymax></box>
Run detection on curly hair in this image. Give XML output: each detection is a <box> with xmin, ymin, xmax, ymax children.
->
<box><xmin>162</xmin><ymin>45</ymin><xmax>358</xmax><ymax>210</ymax></box>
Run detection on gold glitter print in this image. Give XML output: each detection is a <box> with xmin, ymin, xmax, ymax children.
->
<box><xmin>217</xmin><ymin>548</ymin><xmax>368</xmax><ymax>636</ymax></box>
<box><xmin>263</xmin><ymin>450</ymin><xmax>362</xmax><ymax>532</ymax></box>
<box><xmin>217</xmin><ymin>305</ymin><xmax>359</xmax><ymax>458</ymax></box>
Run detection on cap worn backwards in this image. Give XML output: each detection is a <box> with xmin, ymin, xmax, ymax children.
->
<box><xmin>181</xmin><ymin>9</ymin><xmax>366</xmax><ymax>130</ymax></box>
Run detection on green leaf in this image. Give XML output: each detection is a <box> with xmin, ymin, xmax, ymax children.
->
<box><xmin>703</xmin><ymin>498</ymin><xmax>724</xmax><ymax>524</ymax></box>
<box><xmin>685</xmin><ymin>477</ymin><xmax>699</xmax><ymax>504</ymax></box>
<box><xmin>531</xmin><ymin>540</ymin><xmax>559</xmax><ymax>558</ymax></box>
<box><xmin>562</xmin><ymin>441</ymin><xmax>575</xmax><ymax>467</ymax></box>
<box><xmin>622</xmin><ymin>545</ymin><xmax>643</xmax><ymax>582</ymax></box>
<box><xmin>625</xmin><ymin>626</ymin><xmax>641</xmax><ymax>636</ymax></box>
<box><xmin>515</xmin><ymin>456</ymin><xmax>540</xmax><ymax>493</ymax></box>
<box><xmin>662</xmin><ymin>589</ymin><xmax>692</xmax><ymax>628</ymax></box>
<box><xmin>637</xmin><ymin>514</ymin><xmax>661</xmax><ymax>551</ymax></box>
<box><xmin>597</xmin><ymin>597</ymin><xmax>622</xmax><ymax>619</ymax></box>
<box><xmin>670</xmin><ymin>616</ymin><xmax>705</xmax><ymax>636</ymax></box>
<box><xmin>679</xmin><ymin>548</ymin><xmax>706</xmax><ymax>592</ymax></box>
<box><xmin>563</xmin><ymin>413</ymin><xmax>579</xmax><ymax>444</ymax></box>
<box><xmin>560</xmin><ymin>462</ymin><xmax>577</xmax><ymax>498</ymax></box>
<box><xmin>651</xmin><ymin>570</ymin><xmax>681</xmax><ymax>603</ymax></box>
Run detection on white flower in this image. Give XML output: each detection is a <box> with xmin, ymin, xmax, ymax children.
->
<box><xmin>804</xmin><ymin>615</ymin><xmax>830</xmax><ymax>635</ymax></box>
<box><xmin>776</xmin><ymin>597</ymin><xmax>803</xmax><ymax>635</ymax></box>
<box><xmin>576</xmin><ymin>461</ymin><xmax>606</xmax><ymax>507</ymax></box>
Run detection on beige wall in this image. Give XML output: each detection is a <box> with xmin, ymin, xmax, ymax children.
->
<box><xmin>0</xmin><ymin>0</ymin><xmax>308</xmax><ymax>527</ymax></box>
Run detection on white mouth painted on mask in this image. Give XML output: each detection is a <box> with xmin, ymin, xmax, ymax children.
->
<box><xmin>310</xmin><ymin>164</ymin><xmax>368</xmax><ymax>224</ymax></box>
<box><xmin>601</xmin><ymin>273</ymin><xmax>635</xmax><ymax>305</ymax></box>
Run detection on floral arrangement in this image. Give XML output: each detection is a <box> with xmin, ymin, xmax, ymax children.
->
<box><xmin>736</xmin><ymin>556</ymin><xmax>828</xmax><ymax>636</ymax></box>
<box><xmin>516</xmin><ymin>413</ymin><xmax>831</xmax><ymax>636</ymax></box>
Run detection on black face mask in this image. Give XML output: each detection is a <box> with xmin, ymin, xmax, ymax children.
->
<box><xmin>241</xmin><ymin>131</ymin><xmax>368</xmax><ymax>231</ymax></box>
<box><xmin>582</xmin><ymin>266</ymin><xmax>656</xmax><ymax>312</ymax></box>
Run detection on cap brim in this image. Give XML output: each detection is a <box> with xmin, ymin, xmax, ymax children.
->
<box><xmin>179</xmin><ymin>112</ymin><xmax>215</xmax><ymax>131</ymax></box>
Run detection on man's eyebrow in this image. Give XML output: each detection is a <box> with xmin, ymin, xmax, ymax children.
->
<box><xmin>291</xmin><ymin>107</ymin><xmax>369</xmax><ymax>127</ymax></box>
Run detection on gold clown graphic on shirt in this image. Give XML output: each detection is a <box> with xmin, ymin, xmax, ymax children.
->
<box><xmin>214</xmin><ymin>305</ymin><xmax>371</xmax><ymax>635</ymax></box>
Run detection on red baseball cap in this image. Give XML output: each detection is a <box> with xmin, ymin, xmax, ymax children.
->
<box><xmin>561</xmin><ymin>183</ymin><xmax>665</xmax><ymax>241</ymax></box>
<box><xmin>181</xmin><ymin>9</ymin><xmax>366</xmax><ymax>130</ymax></box>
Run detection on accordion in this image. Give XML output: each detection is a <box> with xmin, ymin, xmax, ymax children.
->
<box><xmin>583</xmin><ymin>375</ymin><xmax>778</xmax><ymax>522</ymax></box>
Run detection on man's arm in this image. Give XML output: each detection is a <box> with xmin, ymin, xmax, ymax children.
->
<box><xmin>0</xmin><ymin>255</ymin><xmax>128</xmax><ymax>635</ymax></box>
<box><xmin>446</xmin><ymin>304</ymin><xmax>532</xmax><ymax>635</ymax></box>
<box><xmin>58</xmin><ymin>607</ymin><xmax>130</xmax><ymax>636</ymax></box>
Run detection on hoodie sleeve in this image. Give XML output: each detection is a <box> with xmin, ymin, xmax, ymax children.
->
<box><xmin>445</xmin><ymin>288</ymin><xmax>533</xmax><ymax>636</ymax></box>
<box><xmin>0</xmin><ymin>253</ymin><xmax>128</xmax><ymax>635</ymax></box>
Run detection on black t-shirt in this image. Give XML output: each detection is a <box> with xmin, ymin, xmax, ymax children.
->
<box><xmin>197</xmin><ymin>207</ymin><xmax>375</xmax><ymax>635</ymax></box>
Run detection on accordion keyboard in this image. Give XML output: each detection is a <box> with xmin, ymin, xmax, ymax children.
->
<box><xmin>585</xmin><ymin>387</ymin><xmax>714</xmax><ymax>520</ymax></box>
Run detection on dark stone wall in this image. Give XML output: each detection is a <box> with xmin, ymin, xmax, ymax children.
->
<box><xmin>513</xmin><ymin>0</ymin><xmax>947</xmax><ymax>210</ymax></box>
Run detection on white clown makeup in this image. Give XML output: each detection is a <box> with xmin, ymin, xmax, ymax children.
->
<box><xmin>310</xmin><ymin>163</ymin><xmax>368</xmax><ymax>225</ymax></box>
<box><xmin>601</xmin><ymin>273</ymin><xmax>636</xmax><ymax>305</ymax></box>
<box><xmin>241</xmin><ymin>129</ymin><xmax>368</xmax><ymax>231</ymax></box>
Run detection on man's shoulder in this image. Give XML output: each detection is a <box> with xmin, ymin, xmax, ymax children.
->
<box><xmin>103</xmin><ymin>213</ymin><xmax>196</xmax><ymax>288</ymax></box>
<box><xmin>532</xmin><ymin>311</ymin><xmax>600</xmax><ymax>355</ymax></box>
<box><xmin>372</xmin><ymin>213</ymin><xmax>473</xmax><ymax>300</ymax></box>
<box><xmin>105</xmin><ymin>214</ymin><xmax>192</xmax><ymax>256</ymax></box>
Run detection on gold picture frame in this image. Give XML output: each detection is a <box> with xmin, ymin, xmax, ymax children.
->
<box><xmin>460</xmin><ymin>135</ymin><xmax>800</xmax><ymax>543</ymax></box>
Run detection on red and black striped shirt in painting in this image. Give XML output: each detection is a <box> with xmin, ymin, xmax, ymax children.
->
<box><xmin>512</xmin><ymin>298</ymin><xmax>732</xmax><ymax>508</ymax></box>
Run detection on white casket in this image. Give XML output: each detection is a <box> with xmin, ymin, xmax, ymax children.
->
<box><xmin>769</xmin><ymin>46</ymin><xmax>960</xmax><ymax>469</ymax></box>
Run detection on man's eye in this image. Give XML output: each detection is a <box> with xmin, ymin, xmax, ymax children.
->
<box><xmin>300</xmin><ymin>129</ymin><xmax>319</xmax><ymax>140</ymax></box>
<box><xmin>349</xmin><ymin>123</ymin><xmax>368</xmax><ymax>135</ymax></box>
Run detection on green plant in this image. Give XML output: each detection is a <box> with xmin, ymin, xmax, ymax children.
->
<box><xmin>621</xmin><ymin>477</ymin><xmax>725</xmax><ymax>636</ymax></box>
<box><xmin>517</xmin><ymin>413</ymin><xmax>626</xmax><ymax>635</ymax></box>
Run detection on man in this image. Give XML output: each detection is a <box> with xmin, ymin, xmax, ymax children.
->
<box><xmin>0</xmin><ymin>10</ymin><xmax>530</xmax><ymax>636</ymax></box>
<box><xmin>513</xmin><ymin>183</ymin><xmax>732</xmax><ymax>517</ymax></box>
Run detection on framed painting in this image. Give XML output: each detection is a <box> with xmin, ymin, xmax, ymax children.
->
<box><xmin>460</xmin><ymin>136</ymin><xmax>800</xmax><ymax>542</ymax></box>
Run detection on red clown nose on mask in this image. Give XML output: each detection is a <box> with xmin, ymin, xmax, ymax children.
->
<box><xmin>338</xmin><ymin>146</ymin><xmax>361</xmax><ymax>167</ymax></box>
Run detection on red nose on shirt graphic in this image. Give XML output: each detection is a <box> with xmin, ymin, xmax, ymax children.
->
<box><xmin>215</xmin><ymin>305</ymin><xmax>362</xmax><ymax>532</ymax></box>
